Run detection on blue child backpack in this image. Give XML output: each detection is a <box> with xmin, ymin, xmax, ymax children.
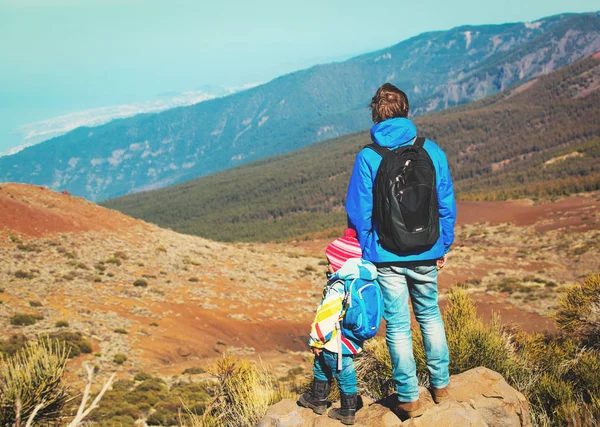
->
<box><xmin>331</xmin><ymin>258</ymin><xmax>384</xmax><ymax>342</ymax></box>
<box><xmin>342</xmin><ymin>276</ymin><xmax>384</xmax><ymax>342</ymax></box>
<box><xmin>331</xmin><ymin>258</ymin><xmax>384</xmax><ymax>370</ymax></box>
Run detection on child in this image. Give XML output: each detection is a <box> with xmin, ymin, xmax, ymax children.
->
<box><xmin>298</xmin><ymin>228</ymin><xmax>378</xmax><ymax>425</ymax></box>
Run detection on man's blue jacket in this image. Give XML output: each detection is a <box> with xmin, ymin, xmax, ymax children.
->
<box><xmin>346</xmin><ymin>117</ymin><xmax>456</xmax><ymax>263</ymax></box>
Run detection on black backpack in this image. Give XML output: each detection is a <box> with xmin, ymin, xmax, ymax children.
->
<box><xmin>366</xmin><ymin>137</ymin><xmax>440</xmax><ymax>253</ymax></box>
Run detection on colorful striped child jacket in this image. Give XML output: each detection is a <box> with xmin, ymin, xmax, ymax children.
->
<box><xmin>308</xmin><ymin>258</ymin><xmax>378</xmax><ymax>356</ymax></box>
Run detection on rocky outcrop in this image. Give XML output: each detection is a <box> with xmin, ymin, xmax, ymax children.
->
<box><xmin>258</xmin><ymin>367</ymin><xmax>530</xmax><ymax>427</ymax></box>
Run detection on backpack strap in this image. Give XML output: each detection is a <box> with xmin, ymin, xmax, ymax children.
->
<box><xmin>414</xmin><ymin>136</ymin><xmax>426</xmax><ymax>148</ymax></box>
<box><xmin>364</xmin><ymin>143</ymin><xmax>390</xmax><ymax>158</ymax></box>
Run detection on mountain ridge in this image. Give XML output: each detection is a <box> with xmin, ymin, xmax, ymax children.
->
<box><xmin>1</xmin><ymin>12</ymin><xmax>599</xmax><ymax>201</ymax></box>
<box><xmin>101</xmin><ymin>53</ymin><xmax>600</xmax><ymax>242</ymax></box>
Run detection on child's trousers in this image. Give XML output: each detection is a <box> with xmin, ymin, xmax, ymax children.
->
<box><xmin>313</xmin><ymin>349</ymin><xmax>358</xmax><ymax>395</ymax></box>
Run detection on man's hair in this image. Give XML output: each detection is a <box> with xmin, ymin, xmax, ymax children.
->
<box><xmin>369</xmin><ymin>83</ymin><xmax>409</xmax><ymax>123</ymax></box>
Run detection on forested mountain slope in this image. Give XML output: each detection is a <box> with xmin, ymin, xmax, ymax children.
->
<box><xmin>3</xmin><ymin>13</ymin><xmax>600</xmax><ymax>201</ymax></box>
<box><xmin>101</xmin><ymin>54</ymin><xmax>600</xmax><ymax>242</ymax></box>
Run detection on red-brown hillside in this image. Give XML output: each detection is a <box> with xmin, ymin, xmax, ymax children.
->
<box><xmin>0</xmin><ymin>183</ymin><xmax>148</xmax><ymax>238</ymax></box>
<box><xmin>0</xmin><ymin>184</ymin><xmax>324</xmax><ymax>377</ymax></box>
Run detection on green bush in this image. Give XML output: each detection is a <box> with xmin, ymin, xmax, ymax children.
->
<box><xmin>133</xmin><ymin>371</ymin><xmax>153</xmax><ymax>381</ymax></box>
<box><xmin>114</xmin><ymin>328</ymin><xmax>128</xmax><ymax>334</ymax></box>
<box><xmin>555</xmin><ymin>272</ymin><xmax>600</xmax><ymax>347</ymax></box>
<box><xmin>182</xmin><ymin>366</ymin><xmax>206</xmax><ymax>375</ymax></box>
<box><xmin>113</xmin><ymin>354</ymin><xmax>127</xmax><ymax>365</ymax></box>
<box><xmin>105</xmin><ymin>257</ymin><xmax>121</xmax><ymax>266</ymax></box>
<box><xmin>14</xmin><ymin>270</ymin><xmax>35</xmax><ymax>279</ymax></box>
<box><xmin>10</xmin><ymin>313</ymin><xmax>42</xmax><ymax>326</ymax></box>
<box><xmin>133</xmin><ymin>279</ymin><xmax>148</xmax><ymax>287</ymax></box>
<box><xmin>45</xmin><ymin>331</ymin><xmax>92</xmax><ymax>358</ymax></box>
<box><xmin>29</xmin><ymin>300</ymin><xmax>42</xmax><ymax>307</ymax></box>
<box><xmin>113</xmin><ymin>251</ymin><xmax>129</xmax><ymax>260</ymax></box>
<box><xmin>135</xmin><ymin>377</ymin><xmax>167</xmax><ymax>393</ymax></box>
<box><xmin>0</xmin><ymin>339</ymin><xmax>69</xmax><ymax>425</ymax></box>
<box><xmin>0</xmin><ymin>334</ymin><xmax>27</xmax><ymax>357</ymax></box>
<box><xmin>55</xmin><ymin>320</ymin><xmax>69</xmax><ymax>328</ymax></box>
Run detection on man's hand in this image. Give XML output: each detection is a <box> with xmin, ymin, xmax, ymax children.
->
<box><xmin>436</xmin><ymin>254</ymin><xmax>447</xmax><ymax>270</ymax></box>
<box><xmin>311</xmin><ymin>347</ymin><xmax>322</xmax><ymax>356</ymax></box>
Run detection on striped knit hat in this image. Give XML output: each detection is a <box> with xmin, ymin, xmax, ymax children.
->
<box><xmin>325</xmin><ymin>228</ymin><xmax>362</xmax><ymax>272</ymax></box>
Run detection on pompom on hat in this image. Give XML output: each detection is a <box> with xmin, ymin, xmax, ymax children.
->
<box><xmin>325</xmin><ymin>228</ymin><xmax>362</xmax><ymax>272</ymax></box>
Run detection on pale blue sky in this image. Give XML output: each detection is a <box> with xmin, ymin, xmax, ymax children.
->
<box><xmin>0</xmin><ymin>0</ymin><xmax>598</xmax><ymax>153</ymax></box>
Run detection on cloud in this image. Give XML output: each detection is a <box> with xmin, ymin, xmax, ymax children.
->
<box><xmin>1</xmin><ymin>82</ymin><xmax>260</xmax><ymax>157</ymax></box>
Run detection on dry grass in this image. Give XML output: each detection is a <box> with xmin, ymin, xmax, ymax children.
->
<box><xmin>183</xmin><ymin>356</ymin><xmax>292</xmax><ymax>427</ymax></box>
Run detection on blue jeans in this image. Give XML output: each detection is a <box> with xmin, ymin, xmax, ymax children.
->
<box><xmin>377</xmin><ymin>264</ymin><xmax>450</xmax><ymax>402</ymax></box>
<box><xmin>313</xmin><ymin>349</ymin><xmax>358</xmax><ymax>395</ymax></box>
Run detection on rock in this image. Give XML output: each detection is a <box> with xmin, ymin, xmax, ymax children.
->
<box><xmin>448</xmin><ymin>367</ymin><xmax>530</xmax><ymax>427</ymax></box>
<box><xmin>258</xmin><ymin>367</ymin><xmax>531</xmax><ymax>427</ymax></box>
<box><xmin>257</xmin><ymin>398</ymin><xmax>312</xmax><ymax>427</ymax></box>
<box><xmin>402</xmin><ymin>401</ymin><xmax>488</xmax><ymax>427</ymax></box>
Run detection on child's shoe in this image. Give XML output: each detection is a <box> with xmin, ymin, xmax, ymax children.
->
<box><xmin>298</xmin><ymin>380</ymin><xmax>330</xmax><ymax>415</ymax></box>
<box><xmin>327</xmin><ymin>393</ymin><xmax>357</xmax><ymax>425</ymax></box>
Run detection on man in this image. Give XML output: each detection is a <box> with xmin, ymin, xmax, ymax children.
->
<box><xmin>346</xmin><ymin>83</ymin><xmax>456</xmax><ymax>419</ymax></box>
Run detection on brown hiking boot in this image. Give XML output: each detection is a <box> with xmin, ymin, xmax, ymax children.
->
<box><xmin>392</xmin><ymin>399</ymin><xmax>424</xmax><ymax>420</ymax></box>
<box><xmin>430</xmin><ymin>385</ymin><xmax>451</xmax><ymax>404</ymax></box>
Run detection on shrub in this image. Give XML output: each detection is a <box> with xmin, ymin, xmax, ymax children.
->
<box><xmin>45</xmin><ymin>331</ymin><xmax>92</xmax><ymax>358</ymax></box>
<box><xmin>0</xmin><ymin>339</ymin><xmax>69</xmax><ymax>425</ymax></box>
<box><xmin>55</xmin><ymin>320</ymin><xmax>69</xmax><ymax>328</ymax></box>
<box><xmin>62</xmin><ymin>271</ymin><xmax>77</xmax><ymax>281</ymax></box>
<box><xmin>9</xmin><ymin>235</ymin><xmax>23</xmax><ymax>243</ymax></box>
<box><xmin>14</xmin><ymin>270</ymin><xmax>34</xmax><ymax>279</ymax></box>
<box><xmin>133</xmin><ymin>279</ymin><xmax>148</xmax><ymax>287</ymax></box>
<box><xmin>113</xmin><ymin>354</ymin><xmax>127</xmax><ymax>365</ymax></box>
<box><xmin>113</xmin><ymin>251</ymin><xmax>129</xmax><ymax>260</ymax></box>
<box><xmin>354</xmin><ymin>338</ymin><xmax>395</xmax><ymax>400</ymax></box>
<box><xmin>133</xmin><ymin>371</ymin><xmax>153</xmax><ymax>381</ymax></box>
<box><xmin>17</xmin><ymin>243</ymin><xmax>38</xmax><ymax>252</ymax></box>
<box><xmin>440</xmin><ymin>287</ymin><xmax>529</xmax><ymax>385</ymax></box>
<box><xmin>182</xmin><ymin>367</ymin><xmax>205</xmax><ymax>375</ymax></box>
<box><xmin>10</xmin><ymin>313</ymin><xmax>41</xmax><ymax>326</ymax></box>
<box><xmin>0</xmin><ymin>334</ymin><xmax>27</xmax><ymax>357</ymax></box>
<box><xmin>135</xmin><ymin>377</ymin><xmax>167</xmax><ymax>393</ymax></box>
<box><xmin>105</xmin><ymin>257</ymin><xmax>121</xmax><ymax>266</ymax></box>
<box><xmin>114</xmin><ymin>328</ymin><xmax>128</xmax><ymax>334</ymax></box>
<box><xmin>554</xmin><ymin>272</ymin><xmax>600</xmax><ymax>347</ymax></box>
<box><xmin>29</xmin><ymin>300</ymin><xmax>42</xmax><ymax>307</ymax></box>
